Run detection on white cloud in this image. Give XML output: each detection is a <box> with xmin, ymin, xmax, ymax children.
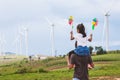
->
<box><xmin>110</xmin><ymin>41</ymin><xmax>120</xmax><ymax>47</ymax></box>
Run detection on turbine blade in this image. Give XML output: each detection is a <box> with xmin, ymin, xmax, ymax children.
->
<box><xmin>45</xmin><ymin>17</ymin><xmax>52</xmax><ymax>25</ymax></box>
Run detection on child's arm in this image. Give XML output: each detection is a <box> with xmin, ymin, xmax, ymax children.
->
<box><xmin>88</xmin><ymin>34</ymin><xmax>92</xmax><ymax>42</ymax></box>
<box><xmin>70</xmin><ymin>31</ymin><xmax>75</xmax><ymax>40</ymax></box>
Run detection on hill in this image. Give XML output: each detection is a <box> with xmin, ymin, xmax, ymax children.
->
<box><xmin>0</xmin><ymin>53</ymin><xmax>120</xmax><ymax>80</ymax></box>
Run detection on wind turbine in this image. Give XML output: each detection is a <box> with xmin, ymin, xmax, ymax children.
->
<box><xmin>12</xmin><ymin>30</ymin><xmax>22</xmax><ymax>56</ymax></box>
<box><xmin>0</xmin><ymin>33</ymin><xmax>6</xmax><ymax>56</ymax></box>
<box><xmin>0</xmin><ymin>33</ymin><xmax>2</xmax><ymax>56</ymax></box>
<box><xmin>12</xmin><ymin>27</ymin><xmax>29</xmax><ymax>57</ymax></box>
<box><xmin>102</xmin><ymin>0</ymin><xmax>117</xmax><ymax>52</ymax></box>
<box><xmin>12</xmin><ymin>28</ymin><xmax>23</xmax><ymax>55</ymax></box>
<box><xmin>19</xmin><ymin>28</ymin><xmax>23</xmax><ymax>55</ymax></box>
<box><xmin>45</xmin><ymin>17</ymin><xmax>55</xmax><ymax>57</ymax></box>
<box><xmin>104</xmin><ymin>12</ymin><xmax>110</xmax><ymax>52</ymax></box>
<box><xmin>19</xmin><ymin>26</ymin><xmax>29</xmax><ymax>57</ymax></box>
<box><xmin>103</xmin><ymin>1</ymin><xmax>117</xmax><ymax>51</ymax></box>
<box><xmin>23</xmin><ymin>27</ymin><xmax>29</xmax><ymax>57</ymax></box>
<box><xmin>93</xmin><ymin>0</ymin><xmax>117</xmax><ymax>52</ymax></box>
<box><xmin>11</xmin><ymin>33</ymin><xmax>19</xmax><ymax>55</ymax></box>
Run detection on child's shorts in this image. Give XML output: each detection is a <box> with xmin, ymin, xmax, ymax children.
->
<box><xmin>74</xmin><ymin>46</ymin><xmax>90</xmax><ymax>56</ymax></box>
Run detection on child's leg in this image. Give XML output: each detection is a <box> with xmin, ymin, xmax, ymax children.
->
<box><xmin>67</xmin><ymin>50</ymin><xmax>74</xmax><ymax>65</ymax></box>
<box><xmin>67</xmin><ymin>56</ymin><xmax>70</xmax><ymax>65</ymax></box>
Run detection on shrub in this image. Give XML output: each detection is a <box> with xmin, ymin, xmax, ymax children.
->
<box><xmin>18</xmin><ymin>64</ymin><xmax>22</xmax><ymax>67</ymax></box>
<box><xmin>15</xmin><ymin>67</ymin><xmax>28</xmax><ymax>74</ymax></box>
<box><xmin>38</xmin><ymin>68</ymin><xmax>47</xmax><ymax>73</ymax></box>
<box><xmin>15</xmin><ymin>67</ymin><xmax>33</xmax><ymax>74</ymax></box>
<box><xmin>0</xmin><ymin>73</ymin><xmax>2</xmax><ymax>76</ymax></box>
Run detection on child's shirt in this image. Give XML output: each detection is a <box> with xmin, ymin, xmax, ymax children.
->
<box><xmin>74</xmin><ymin>33</ymin><xmax>88</xmax><ymax>47</ymax></box>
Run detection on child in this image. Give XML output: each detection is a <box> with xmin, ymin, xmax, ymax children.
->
<box><xmin>67</xmin><ymin>23</ymin><xmax>94</xmax><ymax>69</ymax></box>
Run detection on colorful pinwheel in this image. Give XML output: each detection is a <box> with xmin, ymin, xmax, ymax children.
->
<box><xmin>92</xmin><ymin>18</ymin><xmax>98</xmax><ymax>30</ymax></box>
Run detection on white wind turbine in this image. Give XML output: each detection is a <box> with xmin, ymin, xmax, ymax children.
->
<box><xmin>12</xmin><ymin>33</ymin><xmax>19</xmax><ymax>55</ymax></box>
<box><xmin>0</xmin><ymin>33</ymin><xmax>6</xmax><ymax>56</ymax></box>
<box><xmin>104</xmin><ymin>12</ymin><xmax>110</xmax><ymax>52</ymax></box>
<box><xmin>12</xmin><ymin>27</ymin><xmax>29</xmax><ymax>57</ymax></box>
<box><xmin>93</xmin><ymin>0</ymin><xmax>117</xmax><ymax>52</ymax></box>
<box><xmin>12</xmin><ymin>28</ymin><xmax>23</xmax><ymax>55</ymax></box>
<box><xmin>19</xmin><ymin>28</ymin><xmax>23</xmax><ymax>55</ymax></box>
<box><xmin>103</xmin><ymin>0</ymin><xmax>116</xmax><ymax>52</ymax></box>
<box><xmin>23</xmin><ymin>27</ymin><xmax>29</xmax><ymax>57</ymax></box>
<box><xmin>45</xmin><ymin>17</ymin><xmax>55</xmax><ymax>57</ymax></box>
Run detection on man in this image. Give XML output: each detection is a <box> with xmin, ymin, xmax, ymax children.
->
<box><xmin>68</xmin><ymin>53</ymin><xmax>94</xmax><ymax>80</ymax></box>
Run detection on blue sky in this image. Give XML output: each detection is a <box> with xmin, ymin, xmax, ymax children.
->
<box><xmin>0</xmin><ymin>0</ymin><xmax>120</xmax><ymax>56</ymax></box>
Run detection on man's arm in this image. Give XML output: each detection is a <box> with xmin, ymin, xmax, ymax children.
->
<box><xmin>88</xmin><ymin>55</ymin><xmax>94</xmax><ymax>68</ymax></box>
<box><xmin>68</xmin><ymin>54</ymin><xmax>76</xmax><ymax>69</ymax></box>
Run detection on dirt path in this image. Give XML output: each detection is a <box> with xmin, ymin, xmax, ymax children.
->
<box><xmin>91</xmin><ymin>76</ymin><xmax>120</xmax><ymax>80</ymax></box>
<box><xmin>47</xmin><ymin>66</ymin><xmax>67</xmax><ymax>71</ymax></box>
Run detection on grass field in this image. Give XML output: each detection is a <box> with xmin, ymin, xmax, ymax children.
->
<box><xmin>0</xmin><ymin>53</ymin><xmax>120</xmax><ymax>80</ymax></box>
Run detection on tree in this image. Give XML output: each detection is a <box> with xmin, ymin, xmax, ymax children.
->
<box><xmin>89</xmin><ymin>46</ymin><xmax>93</xmax><ymax>54</ymax></box>
<box><xmin>95</xmin><ymin>46</ymin><xmax>107</xmax><ymax>55</ymax></box>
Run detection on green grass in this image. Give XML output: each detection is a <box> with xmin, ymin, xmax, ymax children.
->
<box><xmin>92</xmin><ymin>53</ymin><xmax>120</xmax><ymax>61</ymax></box>
<box><xmin>90</xmin><ymin>61</ymin><xmax>120</xmax><ymax>76</ymax></box>
<box><xmin>0</xmin><ymin>53</ymin><xmax>120</xmax><ymax>80</ymax></box>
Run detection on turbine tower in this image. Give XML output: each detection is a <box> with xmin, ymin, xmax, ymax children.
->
<box><xmin>24</xmin><ymin>27</ymin><xmax>28</xmax><ymax>57</ymax></box>
<box><xmin>97</xmin><ymin>0</ymin><xmax>117</xmax><ymax>52</ymax></box>
<box><xmin>45</xmin><ymin>17</ymin><xmax>55</xmax><ymax>57</ymax></box>
<box><xmin>103</xmin><ymin>0</ymin><xmax>117</xmax><ymax>52</ymax></box>
<box><xmin>105</xmin><ymin>12</ymin><xmax>110</xmax><ymax>52</ymax></box>
<box><xmin>0</xmin><ymin>33</ymin><xmax>6</xmax><ymax>56</ymax></box>
<box><xmin>19</xmin><ymin>30</ymin><xmax>22</xmax><ymax>55</ymax></box>
<box><xmin>14</xmin><ymin>27</ymin><xmax>29</xmax><ymax>56</ymax></box>
<box><xmin>51</xmin><ymin>23</ymin><xmax>55</xmax><ymax>57</ymax></box>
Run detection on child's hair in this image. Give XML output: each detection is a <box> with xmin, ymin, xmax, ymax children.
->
<box><xmin>77</xmin><ymin>23</ymin><xmax>86</xmax><ymax>37</ymax></box>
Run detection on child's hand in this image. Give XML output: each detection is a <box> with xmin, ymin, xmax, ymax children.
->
<box><xmin>90</xmin><ymin>34</ymin><xmax>93</xmax><ymax>37</ymax></box>
<box><xmin>70</xmin><ymin>31</ymin><xmax>73</xmax><ymax>35</ymax></box>
<box><xmin>70</xmin><ymin>31</ymin><xmax>74</xmax><ymax>40</ymax></box>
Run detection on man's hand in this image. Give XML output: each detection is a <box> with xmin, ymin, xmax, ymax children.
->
<box><xmin>68</xmin><ymin>64</ymin><xmax>75</xmax><ymax>69</ymax></box>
